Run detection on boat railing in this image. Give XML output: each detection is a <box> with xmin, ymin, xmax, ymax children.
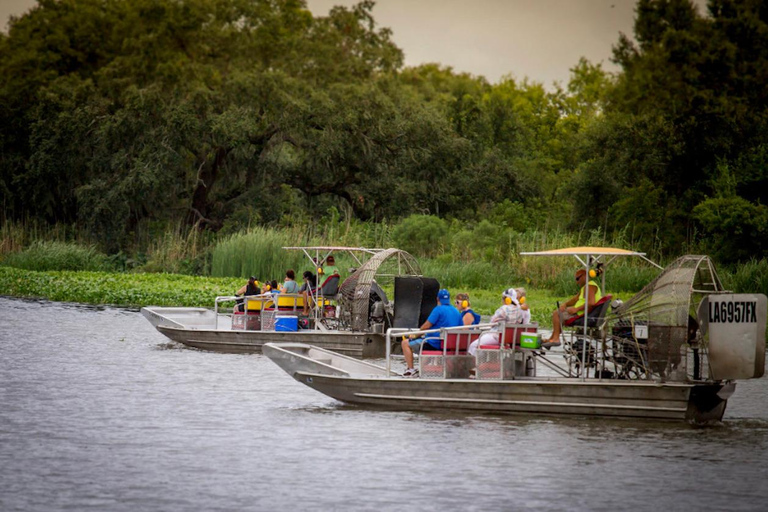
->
<box><xmin>213</xmin><ymin>293</ymin><xmax>276</xmax><ymax>330</ymax></box>
<box><xmin>385</xmin><ymin>322</ymin><xmax>499</xmax><ymax>376</ymax></box>
<box><xmin>384</xmin><ymin>322</ymin><xmax>579</xmax><ymax>379</ymax></box>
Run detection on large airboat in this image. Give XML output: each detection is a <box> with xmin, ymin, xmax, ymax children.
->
<box><xmin>264</xmin><ymin>248</ymin><xmax>766</xmax><ymax>423</ymax></box>
<box><xmin>142</xmin><ymin>246</ymin><xmax>438</xmax><ymax>359</ymax></box>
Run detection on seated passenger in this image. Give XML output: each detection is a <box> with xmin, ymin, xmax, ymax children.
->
<box><xmin>321</xmin><ymin>255</ymin><xmax>340</xmax><ymax>281</ymax></box>
<box><xmin>516</xmin><ymin>287</ymin><xmax>531</xmax><ymax>323</ymax></box>
<box><xmin>269</xmin><ymin>279</ymin><xmax>280</xmax><ymax>295</ymax></box>
<box><xmin>468</xmin><ymin>288</ymin><xmax>525</xmax><ymax>356</ymax></box>
<box><xmin>300</xmin><ymin>271</ymin><xmax>317</xmax><ymax>315</ymax></box>
<box><xmin>302</xmin><ymin>256</ymin><xmax>341</xmax><ymax>314</ymax></box>
<box><xmin>401</xmin><ymin>289</ymin><xmax>462</xmax><ymax>378</ymax></box>
<box><xmin>455</xmin><ymin>293</ymin><xmax>481</xmax><ymax>325</ymax></box>
<box><xmin>299</xmin><ymin>270</ymin><xmax>316</xmax><ymax>293</ymax></box>
<box><xmin>282</xmin><ymin>269</ymin><xmax>300</xmax><ymax>294</ymax></box>
<box><xmin>542</xmin><ymin>267</ymin><xmax>603</xmax><ymax>349</ymax></box>
<box><xmin>234</xmin><ymin>276</ymin><xmax>260</xmax><ymax>312</ymax></box>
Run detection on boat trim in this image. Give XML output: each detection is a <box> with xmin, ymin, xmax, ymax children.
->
<box><xmin>352</xmin><ymin>393</ymin><xmax>688</xmax><ymax>412</ymax></box>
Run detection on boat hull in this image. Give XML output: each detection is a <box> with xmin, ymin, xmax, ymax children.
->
<box><xmin>142</xmin><ymin>306</ymin><xmax>386</xmax><ymax>358</ymax></box>
<box><xmin>155</xmin><ymin>325</ymin><xmax>385</xmax><ymax>359</ymax></box>
<box><xmin>289</xmin><ymin>372</ymin><xmax>730</xmax><ymax>422</ymax></box>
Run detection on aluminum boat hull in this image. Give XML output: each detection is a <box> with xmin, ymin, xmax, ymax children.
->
<box><xmin>263</xmin><ymin>343</ymin><xmax>732</xmax><ymax>423</ymax></box>
<box><xmin>142</xmin><ymin>307</ymin><xmax>386</xmax><ymax>358</ymax></box>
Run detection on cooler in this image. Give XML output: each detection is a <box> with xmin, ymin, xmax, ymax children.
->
<box><xmin>275</xmin><ymin>315</ymin><xmax>298</xmax><ymax>332</ymax></box>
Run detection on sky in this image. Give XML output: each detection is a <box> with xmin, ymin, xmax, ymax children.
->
<box><xmin>1</xmin><ymin>0</ymin><xmax>710</xmax><ymax>87</ymax></box>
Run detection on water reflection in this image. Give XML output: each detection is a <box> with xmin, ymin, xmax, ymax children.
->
<box><xmin>1</xmin><ymin>297</ymin><xmax>767</xmax><ymax>511</ymax></box>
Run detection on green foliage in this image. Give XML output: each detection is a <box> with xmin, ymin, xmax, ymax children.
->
<box><xmin>391</xmin><ymin>215</ymin><xmax>448</xmax><ymax>258</ymax></box>
<box><xmin>0</xmin><ymin>266</ymin><xmax>241</xmax><ymax>307</ymax></box>
<box><xmin>3</xmin><ymin>0</ymin><xmax>768</xmax><ymax>270</ymax></box>
<box><xmin>720</xmin><ymin>259</ymin><xmax>768</xmax><ymax>297</ymax></box>
<box><xmin>1</xmin><ymin>241</ymin><xmax>113</xmax><ymax>272</ymax></box>
<box><xmin>210</xmin><ymin>227</ymin><xmax>309</xmax><ymax>280</ymax></box>
<box><xmin>693</xmin><ymin>196</ymin><xmax>768</xmax><ymax>262</ymax></box>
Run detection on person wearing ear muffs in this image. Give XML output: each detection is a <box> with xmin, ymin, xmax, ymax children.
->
<box><xmin>455</xmin><ymin>293</ymin><xmax>481</xmax><ymax>326</ymax></box>
<box><xmin>542</xmin><ymin>268</ymin><xmax>603</xmax><ymax>349</ymax></box>
<box><xmin>515</xmin><ymin>287</ymin><xmax>531</xmax><ymax>323</ymax></box>
<box><xmin>468</xmin><ymin>288</ymin><xmax>525</xmax><ymax>356</ymax></box>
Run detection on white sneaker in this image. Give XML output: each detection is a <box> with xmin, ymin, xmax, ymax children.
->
<box><xmin>403</xmin><ymin>368</ymin><xmax>419</xmax><ymax>378</ymax></box>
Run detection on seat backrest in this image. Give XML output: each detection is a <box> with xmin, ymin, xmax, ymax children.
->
<box><xmin>589</xmin><ymin>294</ymin><xmax>613</xmax><ymax>319</ymax></box>
<box><xmin>276</xmin><ymin>294</ymin><xmax>304</xmax><ymax>309</ymax></box>
<box><xmin>564</xmin><ymin>295</ymin><xmax>613</xmax><ymax>327</ymax></box>
<box><xmin>319</xmin><ymin>275</ymin><xmax>340</xmax><ymax>296</ymax></box>
<box><xmin>443</xmin><ymin>331</ymin><xmax>480</xmax><ymax>353</ymax></box>
<box><xmin>502</xmin><ymin>323</ymin><xmax>538</xmax><ymax>348</ymax></box>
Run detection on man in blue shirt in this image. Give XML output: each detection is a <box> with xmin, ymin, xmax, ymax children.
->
<box><xmin>401</xmin><ymin>289</ymin><xmax>463</xmax><ymax>377</ymax></box>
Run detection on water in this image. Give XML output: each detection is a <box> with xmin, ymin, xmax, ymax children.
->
<box><xmin>1</xmin><ymin>297</ymin><xmax>767</xmax><ymax>511</ymax></box>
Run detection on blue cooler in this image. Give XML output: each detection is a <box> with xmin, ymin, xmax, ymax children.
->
<box><xmin>275</xmin><ymin>315</ymin><xmax>298</xmax><ymax>332</ymax></box>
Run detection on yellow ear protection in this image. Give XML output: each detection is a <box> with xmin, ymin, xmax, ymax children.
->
<box><xmin>264</xmin><ymin>284</ymin><xmax>271</xmax><ymax>291</ymax></box>
<box><xmin>461</xmin><ymin>300</ymin><xmax>469</xmax><ymax>309</ymax></box>
<box><xmin>504</xmin><ymin>296</ymin><xmax>513</xmax><ymax>305</ymax></box>
<box><xmin>317</xmin><ymin>267</ymin><xmax>324</xmax><ymax>275</ymax></box>
<box><xmin>519</xmin><ymin>296</ymin><xmax>526</xmax><ymax>305</ymax></box>
<box><xmin>588</xmin><ymin>269</ymin><xmax>597</xmax><ymax>278</ymax></box>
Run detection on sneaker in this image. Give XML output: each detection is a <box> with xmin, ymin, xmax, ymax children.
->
<box><xmin>541</xmin><ymin>339</ymin><xmax>562</xmax><ymax>350</ymax></box>
<box><xmin>403</xmin><ymin>368</ymin><xmax>419</xmax><ymax>378</ymax></box>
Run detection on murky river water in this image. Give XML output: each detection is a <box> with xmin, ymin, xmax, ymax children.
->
<box><xmin>2</xmin><ymin>297</ymin><xmax>768</xmax><ymax>511</ymax></box>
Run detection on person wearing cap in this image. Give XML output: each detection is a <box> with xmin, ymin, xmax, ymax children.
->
<box><xmin>401</xmin><ymin>289</ymin><xmax>462</xmax><ymax>377</ymax></box>
<box><xmin>455</xmin><ymin>293</ymin><xmax>481</xmax><ymax>326</ymax></box>
<box><xmin>542</xmin><ymin>268</ymin><xmax>603</xmax><ymax>349</ymax></box>
<box><xmin>302</xmin><ymin>255</ymin><xmax>341</xmax><ymax>315</ymax></box>
<box><xmin>321</xmin><ymin>255</ymin><xmax>340</xmax><ymax>280</ymax></box>
<box><xmin>235</xmin><ymin>276</ymin><xmax>261</xmax><ymax>312</ymax></box>
<box><xmin>468</xmin><ymin>288</ymin><xmax>525</xmax><ymax>356</ymax></box>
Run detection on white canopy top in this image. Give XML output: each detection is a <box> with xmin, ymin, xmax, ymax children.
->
<box><xmin>520</xmin><ymin>246</ymin><xmax>646</xmax><ymax>257</ymax></box>
<box><xmin>521</xmin><ymin>246</ymin><xmax>661</xmax><ymax>269</ymax></box>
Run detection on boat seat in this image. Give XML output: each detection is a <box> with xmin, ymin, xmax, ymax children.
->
<box><xmin>564</xmin><ymin>295</ymin><xmax>613</xmax><ymax>328</ymax></box>
<box><xmin>475</xmin><ymin>323</ymin><xmax>539</xmax><ymax>380</ymax></box>
<box><xmin>421</xmin><ymin>331</ymin><xmax>479</xmax><ymax>355</ymax></box>
<box><xmin>419</xmin><ymin>330</ymin><xmax>478</xmax><ymax>379</ymax></box>
<box><xmin>476</xmin><ymin>323</ymin><xmax>539</xmax><ymax>351</ymax></box>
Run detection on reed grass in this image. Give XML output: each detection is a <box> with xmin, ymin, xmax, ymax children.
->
<box><xmin>720</xmin><ymin>259</ymin><xmax>768</xmax><ymax>296</ymax></box>
<box><xmin>1</xmin><ymin>240</ymin><xmax>112</xmax><ymax>272</ymax></box>
<box><xmin>0</xmin><ymin>220</ymin><xmax>80</xmax><ymax>256</ymax></box>
<box><xmin>141</xmin><ymin>223</ymin><xmax>214</xmax><ymax>275</ymax></box>
<box><xmin>211</xmin><ymin>227</ymin><xmax>310</xmax><ymax>280</ymax></box>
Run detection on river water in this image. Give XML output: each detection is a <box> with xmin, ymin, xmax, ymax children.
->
<box><xmin>1</xmin><ymin>297</ymin><xmax>767</xmax><ymax>511</ymax></box>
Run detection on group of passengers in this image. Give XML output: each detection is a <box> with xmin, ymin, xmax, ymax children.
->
<box><xmin>401</xmin><ymin>266</ymin><xmax>603</xmax><ymax>378</ymax></box>
<box><xmin>401</xmin><ymin>287</ymin><xmax>530</xmax><ymax>378</ymax></box>
<box><xmin>234</xmin><ymin>254</ymin><xmax>342</xmax><ymax>315</ymax></box>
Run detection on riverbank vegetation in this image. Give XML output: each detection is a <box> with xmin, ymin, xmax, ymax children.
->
<box><xmin>2</xmin><ymin>0</ymin><xmax>768</xmax><ymax>303</ymax></box>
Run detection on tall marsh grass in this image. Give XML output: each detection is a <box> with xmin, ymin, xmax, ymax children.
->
<box><xmin>0</xmin><ymin>220</ymin><xmax>79</xmax><ymax>256</ymax></box>
<box><xmin>0</xmin><ymin>240</ymin><xmax>112</xmax><ymax>271</ymax></box>
<box><xmin>721</xmin><ymin>259</ymin><xmax>768</xmax><ymax>296</ymax></box>
<box><xmin>211</xmin><ymin>227</ymin><xmax>309</xmax><ymax>280</ymax></box>
<box><xmin>141</xmin><ymin>224</ymin><xmax>214</xmax><ymax>275</ymax></box>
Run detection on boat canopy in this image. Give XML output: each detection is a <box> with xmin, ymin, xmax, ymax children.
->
<box><xmin>521</xmin><ymin>246</ymin><xmax>661</xmax><ymax>269</ymax></box>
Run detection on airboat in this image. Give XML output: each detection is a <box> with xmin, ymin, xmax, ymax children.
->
<box><xmin>263</xmin><ymin>248</ymin><xmax>766</xmax><ymax>423</ymax></box>
<box><xmin>142</xmin><ymin>246</ymin><xmax>435</xmax><ymax>359</ymax></box>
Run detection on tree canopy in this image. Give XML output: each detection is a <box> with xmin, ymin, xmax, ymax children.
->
<box><xmin>1</xmin><ymin>0</ymin><xmax>766</xmax><ymax>263</ymax></box>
